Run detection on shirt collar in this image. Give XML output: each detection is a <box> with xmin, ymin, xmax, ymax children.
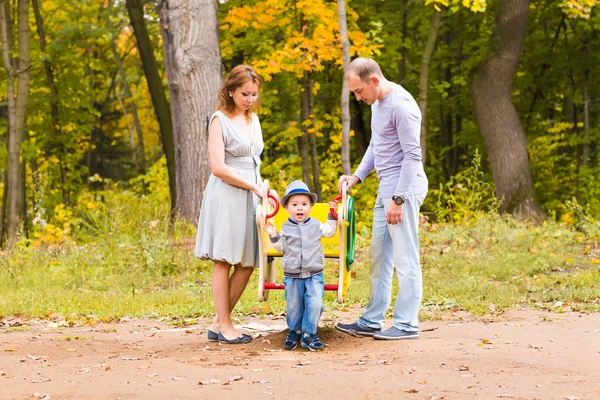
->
<box><xmin>288</xmin><ymin>217</ymin><xmax>311</xmax><ymax>225</ymax></box>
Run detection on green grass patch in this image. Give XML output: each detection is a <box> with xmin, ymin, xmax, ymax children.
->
<box><xmin>1</xmin><ymin>191</ymin><xmax>599</xmax><ymax>322</ymax></box>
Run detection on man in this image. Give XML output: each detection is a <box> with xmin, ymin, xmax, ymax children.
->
<box><xmin>336</xmin><ymin>57</ymin><xmax>428</xmax><ymax>340</ymax></box>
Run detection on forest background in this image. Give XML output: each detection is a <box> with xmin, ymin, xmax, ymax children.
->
<box><xmin>0</xmin><ymin>0</ymin><xmax>599</xmax><ymax>320</ymax></box>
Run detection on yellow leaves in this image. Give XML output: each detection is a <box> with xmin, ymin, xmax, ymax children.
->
<box><xmin>256</xmin><ymin>14</ymin><xmax>275</xmax><ymax>25</ymax></box>
<box><xmin>425</xmin><ymin>0</ymin><xmax>487</xmax><ymax>13</ymax></box>
<box><xmin>560</xmin><ymin>213</ymin><xmax>574</xmax><ymax>225</ymax></box>
<box><xmin>547</xmin><ymin>122</ymin><xmax>574</xmax><ymax>134</ymax></box>
<box><xmin>583</xmin><ymin>245</ymin><xmax>591</xmax><ymax>255</ymax></box>
<box><xmin>312</xmin><ymin>81</ymin><xmax>321</xmax><ymax>95</ymax></box>
<box><xmin>560</xmin><ymin>0</ymin><xmax>597</xmax><ymax>19</ymax></box>
<box><xmin>222</xmin><ymin>0</ymin><xmax>380</xmax><ymax>81</ymax></box>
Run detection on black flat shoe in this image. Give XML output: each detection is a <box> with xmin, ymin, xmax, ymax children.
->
<box><xmin>217</xmin><ymin>332</ymin><xmax>252</xmax><ymax>344</ymax></box>
<box><xmin>207</xmin><ymin>329</ymin><xmax>219</xmax><ymax>342</ymax></box>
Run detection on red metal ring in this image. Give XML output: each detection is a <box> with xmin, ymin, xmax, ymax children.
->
<box><xmin>266</xmin><ymin>192</ymin><xmax>280</xmax><ymax>219</ymax></box>
<box><xmin>330</xmin><ymin>194</ymin><xmax>342</xmax><ymax>220</ymax></box>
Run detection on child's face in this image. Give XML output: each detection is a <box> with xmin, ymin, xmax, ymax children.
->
<box><xmin>285</xmin><ymin>194</ymin><xmax>313</xmax><ymax>222</ymax></box>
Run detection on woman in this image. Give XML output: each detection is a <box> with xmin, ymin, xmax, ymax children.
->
<box><xmin>195</xmin><ymin>65</ymin><xmax>264</xmax><ymax>344</ymax></box>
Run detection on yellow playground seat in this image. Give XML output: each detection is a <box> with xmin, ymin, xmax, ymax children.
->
<box><xmin>255</xmin><ymin>181</ymin><xmax>356</xmax><ymax>303</ymax></box>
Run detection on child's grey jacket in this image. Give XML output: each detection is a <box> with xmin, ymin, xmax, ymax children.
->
<box><xmin>269</xmin><ymin>216</ymin><xmax>336</xmax><ymax>278</ymax></box>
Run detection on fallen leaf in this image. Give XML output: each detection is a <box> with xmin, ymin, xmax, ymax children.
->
<box><xmin>198</xmin><ymin>379</ymin><xmax>221</xmax><ymax>385</ymax></box>
<box><xmin>229</xmin><ymin>375</ymin><xmax>243</xmax><ymax>382</ymax></box>
<box><xmin>251</xmin><ymin>368</ymin><xmax>264</xmax><ymax>372</ymax></box>
<box><xmin>376</xmin><ymin>359</ymin><xmax>389</xmax><ymax>365</ymax></box>
<box><xmin>402</xmin><ymin>388</ymin><xmax>419</xmax><ymax>393</ymax></box>
<box><xmin>122</xmin><ymin>357</ymin><xmax>140</xmax><ymax>360</ymax></box>
<box><xmin>458</xmin><ymin>365</ymin><xmax>470</xmax><ymax>371</ymax></box>
<box><xmin>297</xmin><ymin>360</ymin><xmax>310</xmax><ymax>366</ymax></box>
<box><xmin>416</xmin><ymin>380</ymin><xmax>427</xmax><ymax>384</ymax></box>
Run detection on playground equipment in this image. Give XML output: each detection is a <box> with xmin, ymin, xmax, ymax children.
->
<box><xmin>255</xmin><ymin>181</ymin><xmax>356</xmax><ymax>303</ymax></box>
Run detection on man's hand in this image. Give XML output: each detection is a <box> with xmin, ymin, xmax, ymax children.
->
<box><xmin>338</xmin><ymin>175</ymin><xmax>360</xmax><ymax>193</ymax></box>
<box><xmin>386</xmin><ymin>202</ymin><xmax>404</xmax><ymax>225</ymax></box>
<box><xmin>263</xmin><ymin>219</ymin><xmax>278</xmax><ymax>237</ymax></box>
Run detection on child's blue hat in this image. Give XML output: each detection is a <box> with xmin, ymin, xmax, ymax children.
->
<box><xmin>280</xmin><ymin>180</ymin><xmax>318</xmax><ymax>207</ymax></box>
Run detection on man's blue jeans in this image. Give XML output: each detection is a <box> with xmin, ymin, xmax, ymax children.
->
<box><xmin>358</xmin><ymin>193</ymin><xmax>426</xmax><ymax>332</ymax></box>
<box><xmin>284</xmin><ymin>272</ymin><xmax>324</xmax><ymax>335</ymax></box>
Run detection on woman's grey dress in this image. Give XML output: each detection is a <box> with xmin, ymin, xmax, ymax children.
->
<box><xmin>195</xmin><ymin>111</ymin><xmax>263</xmax><ymax>267</ymax></box>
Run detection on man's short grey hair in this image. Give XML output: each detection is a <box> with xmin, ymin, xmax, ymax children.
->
<box><xmin>346</xmin><ymin>57</ymin><xmax>383</xmax><ymax>83</ymax></box>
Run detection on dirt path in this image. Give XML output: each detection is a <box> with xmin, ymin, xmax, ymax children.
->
<box><xmin>1</xmin><ymin>309</ymin><xmax>599</xmax><ymax>400</ymax></box>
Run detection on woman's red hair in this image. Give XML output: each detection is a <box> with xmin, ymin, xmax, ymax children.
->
<box><xmin>217</xmin><ymin>64</ymin><xmax>262</xmax><ymax>121</ymax></box>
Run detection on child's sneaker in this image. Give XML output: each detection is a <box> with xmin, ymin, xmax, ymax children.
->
<box><xmin>284</xmin><ymin>330</ymin><xmax>301</xmax><ymax>350</ymax></box>
<box><xmin>301</xmin><ymin>333</ymin><xmax>325</xmax><ymax>351</ymax></box>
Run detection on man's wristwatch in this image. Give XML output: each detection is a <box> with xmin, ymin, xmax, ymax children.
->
<box><xmin>392</xmin><ymin>195</ymin><xmax>405</xmax><ymax>205</ymax></box>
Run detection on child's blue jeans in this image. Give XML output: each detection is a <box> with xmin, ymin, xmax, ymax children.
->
<box><xmin>284</xmin><ymin>272</ymin><xmax>324</xmax><ymax>335</ymax></box>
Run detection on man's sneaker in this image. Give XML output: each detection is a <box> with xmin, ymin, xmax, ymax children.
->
<box><xmin>284</xmin><ymin>330</ymin><xmax>301</xmax><ymax>350</ymax></box>
<box><xmin>336</xmin><ymin>321</ymin><xmax>381</xmax><ymax>337</ymax></box>
<box><xmin>301</xmin><ymin>333</ymin><xmax>325</xmax><ymax>351</ymax></box>
<box><xmin>373</xmin><ymin>326</ymin><xmax>419</xmax><ymax>340</ymax></box>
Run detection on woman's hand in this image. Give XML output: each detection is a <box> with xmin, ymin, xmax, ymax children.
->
<box><xmin>251</xmin><ymin>185</ymin><xmax>263</xmax><ymax>198</ymax></box>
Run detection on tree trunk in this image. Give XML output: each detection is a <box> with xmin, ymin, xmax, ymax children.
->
<box><xmin>581</xmin><ymin>68</ymin><xmax>589</xmax><ymax>167</ymax></box>
<box><xmin>337</xmin><ymin>0</ymin><xmax>351</xmax><ymax>175</ymax></box>
<box><xmin>398</xmin><ymin>0</ymin><xmax>408</xmax><ymax>83</ymax></box>
<box><xmin>305</xmin><ymin>75</ymin><xmax>322</xmax><ymax>201</ymax></box>
<box><xmin>108</xmin><ymin>0</ymin><xmax>146</xmax><ymax>175</ymax></box>
<box><xmin>418</xmin><ymin>10</ymin><xmax>441</xmax><ymax>166</ymax></box>
<box><xmin>32</xmin><ymin>0</ymin><xmax>70</xmax><ymax>205</ymax></box>
<box><xmin>127</xmin><ymin>0</ymin><xmax>176</xmax><ymax>216</ymax></box>
<box><xmin>0</xmin><ymin>0</ymin><xmax>30</xmax><ymax>249</ymax></box>
<box><xmin>351</xmin><ymin>97</ymin><xmax>368</xmax><ymax>157</ymax></box>
<box><xmin>299</xmin><ymin>77</ymin><xmax>312</xmax><ymax>190</ymax></box>
<box><xmin>442</xmin><ymin>30</ymin><xmax>460</xmax><ymax>180</ymax></box>
<box><xmin>472</xmin><ymin>0</ymin><xmax>543</xmax><ymax>219</ymax></box>
<box><xmin>158</xmin><ymin>0</ymin><xmax>222</xmax><ymax>222</ymax></box>
<box><xmin>0</xmin><ymin>172</ymin><xmax>6</xmax><ymax>243</ymax></box>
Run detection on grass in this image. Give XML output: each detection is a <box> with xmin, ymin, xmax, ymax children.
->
<box><xmin>1</xmin><ymin>191</ymin><xmax>599</xmax><ymax>323</ymax></box>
